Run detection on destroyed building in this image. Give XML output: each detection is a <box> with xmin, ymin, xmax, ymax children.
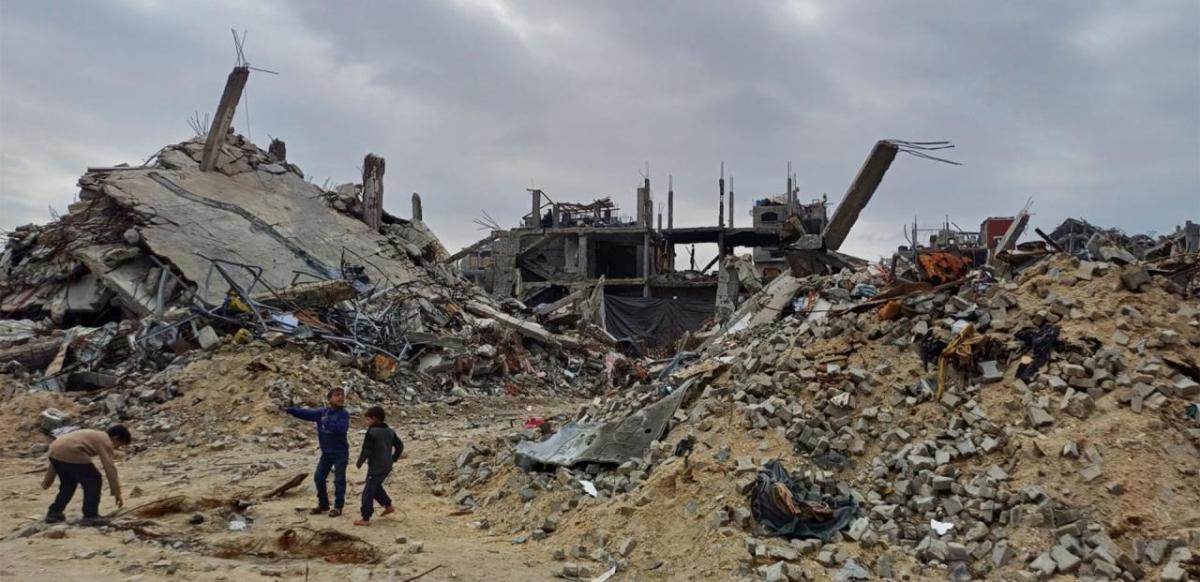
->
<box><xmin>2</xmin><ymin>60</ymin><xmax>1199</xmax><ymax>582</ymax></box>
<box><xmin>453</xmin><ymin>140</ymin><xmax>965</xmax><ymax>352</ymax></box>
<box><xmin>0</xmin><ymin>64</ymin><xmax>619</xmax><ymax>400</ymax></box>
<box><xmin>450</xmin><ymin>215</ymin><xmax>1200</xmax><ymax>581</ymax></box>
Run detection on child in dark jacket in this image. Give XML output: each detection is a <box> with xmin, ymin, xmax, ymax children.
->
<box><xmin>354</xmin><ymin>405</ymin><xmax>404</xmax><ymax>526</ymax></box>
<box><xmin>286</xmin><ymin>387</ymin><xmax>350</xmax><ymax>517</ymax></box>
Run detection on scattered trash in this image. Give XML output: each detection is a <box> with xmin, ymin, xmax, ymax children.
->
<box><xmin>227</xmin><ymin>515</ymin><xmax>249</xmax><ymax>531</ymax></box>
<box><xmin>1015</xmin><ymin>324</ymin><xmax>1061</xmax><ymax>382</ymax></box>
<box><xmin>580</xmin><ymin>481</ymin><xmax>598</xmax><ymax>497</ymax></box>
<box><xmin>591</xmin><ymin>564</ymin><xmax>618</xmax><ymax>582</ymax></box>
<box><xmin>931</xmin><ymin>519</ymin><xmax>955</xmax><ymax>535</ymax></box>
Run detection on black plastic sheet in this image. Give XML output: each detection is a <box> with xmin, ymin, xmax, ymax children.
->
<box><xmin>603</xmin><ymin>295</ymin><xmax>712</xmax><ymax>348</ymax></box>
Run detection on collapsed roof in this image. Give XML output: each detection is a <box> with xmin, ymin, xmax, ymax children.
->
<box><xmin>1</xmin><ymin>134</ymin><xmax>440</xmax><ymax>323</ymax></box>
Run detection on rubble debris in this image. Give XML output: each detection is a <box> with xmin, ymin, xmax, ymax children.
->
<box><xmin>272</xmin><ymin>526</ymin><xmax>380</xmax><ymax>564</ymax></box>
<box><xmin>261</xmin><ymin>473</ymin><xmax>308</xmax><ymax>499</ymax></box>
<box><xmin>0</xmin><ymin>79</ymin><xmax>1197</xmax><ymax>582</ymax></box>
<box><xmin>513</xmin><ymin>379</ymin><xmax>694</xmax><ymax>470</ymax></box>
<box><xmin>445</xmin><ymin>229</ymin><xmax>1197</xmax><ymax>581</ymax></box>
<box><xmin>2</xmin><ymin>134</ymin><xmax>622</xmax><ymax>404</ymax></box>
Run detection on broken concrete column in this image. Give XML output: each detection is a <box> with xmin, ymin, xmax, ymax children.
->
<box><xmin>412</xmin><ymin>192</ymin><xmax>423</xmax><ymax>221</ymax></box>
<box><xmin>718</xmin><ymin>170</ymin><xmax>726</xmax><ymax>229</ymax></box>
<box><xmin>200</xmin><ymin>66</ymin><xmax>250</xmax><ymax>172</ymax></box>
<box><xmin>362</xmin><ymin>153</ymin><xmax>385</xmax><ymax>232</ymax></box>
<box><xmin>531</xmin><ymin>189</ymin><xmax>541</xmax><ymax>227</ymax></box>
<box><xmin>268</xmin><ymin>138</ymin><xmax>286</xmax><ymax>162</ymax></box>
<box><xmin>728</xmin><ymin>175</ymin><xmax>735</xmax><ymax>228</ymax></box>
<box><xmin>823</xmin><ymin>140</ymin><xmax>899</xmax><ymax>251</ymax></box>
<box><xmin>667</xmin><ymin>178</ymin><xmax>674</xmax><ymax>230</ymax></box>
<box><xmin>643</xmin><ymin>178</ymin><xmax>652</xmax><ymax>229</ymax></box>
<box><xmin>0</xmin><ymin>337</ymin><xmax>63</xmax><ymax>370</ymax></box>
<box><xmin>989</xmin><ymin>208</ymin><xmax>1030</xmax><ymax>265</ymax></box>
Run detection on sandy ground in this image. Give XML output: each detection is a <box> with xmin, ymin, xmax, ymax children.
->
<box><xmin>2</xmin><ymin>256</ymin><xmax>1196</xmax><ymax>581</ymax></box>
<box><xmin>0</xmin><ymin>397</ymin><xmax>579</xmax><ymax>582</ymax></box>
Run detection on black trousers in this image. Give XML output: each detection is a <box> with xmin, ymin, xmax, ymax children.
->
<box><xmin>49</xmin><ymin>459</ymin><xmax>102</xmax><ymax>518</ymax></box>
<box><xmin>361</xmin><ymin>470</ymin><xmax>393</xmax><ymax>520</ymax></box>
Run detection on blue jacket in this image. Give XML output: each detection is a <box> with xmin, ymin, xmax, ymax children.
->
<box><xmin>286</xmin><ymin>406</ymin><xmax>350</xmax><ymax>454</ymax></box>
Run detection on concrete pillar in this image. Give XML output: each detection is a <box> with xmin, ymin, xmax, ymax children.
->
<box><xmin>667</xmin><ymin>177</ymin><xmax>674</xmax><ymax>230</ymax></box>
<box><xmin>643</xmin><ymin>178</ymin><xmax>652</xmax><ymax>230</ymax></box>
<box><xmin>579</xmin><ymin>235</ymin><xmax>589</xmax><ymax>278</ymax></box>
<box><xmin>729</xmin><ymin>175</ymin><xmax>735</xmax><ymax>228</ymax></box>
<box><xmin>718</xmin><ymin>172</ymin><xmax>726</xmax><ymax>229</ymax></box>
<box><xmin>531</xmin><ymin>189</ymin><xmax>541</xmax><ymax>228</ymax></box>
<box><xmin>200</xmin><ymin>66</ymin><xmax>250</xmax><ymax>172</ymax></box>
<box><xmin>636</xmin><ymin>186</ymin><xmax>647</xmax><ymax>227</ymax></box>
<box><xmin>642</xmin><ymin>231</ymin><xmax>653</xmax><ymax>297</ymax></box>
<box><xmin>411</xmin><ymin>192</ymin><xmax>423</xmax><ymax>221</ymax></box>
<box><xmin>362</xmin><ymin>153</ymin><xmax>385</xmax><ymax>232</ymax></box>
<box><xmin>823</xmin><ymin>141</ymin><xmax>899</xmax><ymax>251</ymax></box>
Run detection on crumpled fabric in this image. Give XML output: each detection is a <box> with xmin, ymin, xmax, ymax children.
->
<box><xmin>749</xmin><ymin>460</ymin><xmax>857</xmax><ymax>541</ymax></box>
<box><xmin>1015</xmin><ymin>324</ymin><xmax>1061</xmax><ymax>382</ymax></box>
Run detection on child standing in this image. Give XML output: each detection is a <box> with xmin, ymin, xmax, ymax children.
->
<box><xmin>285</xmin><ymin>387</ymin><xmax>350</xmax><ymax>517</ymax></box>
<box><xmin>354</xmin><ymin>406</ymin><xmax>404</xmax><ymax>526</ymax></box>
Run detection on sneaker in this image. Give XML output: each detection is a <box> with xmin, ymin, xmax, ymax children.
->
<box><xmin>380</xmin><ymin>506</ymin><xmax>395</xmax><ymax>517</ymax></box>
<box><xmin>308</xmin><ymin>507</ymin><xmax>330</xmax><ymax>515</ymax></box>
<box><xmin>353</xmin><ymin>519</ymin><xmax>370</xmax><ymax>526</ymax></box>
<box><xmin>78</xmin><ymin>516</ymin><xmax>110</xmax><ymax>527</ymax></box>
<box><xmin>44</xmin><ymin>511</ymin><xmax>66</xmax><ymax>524</ymax></box>
<box><xmin>328</xmin><ymin>508</ymin><xmax>342</xmax><ymax>517</ymax></box>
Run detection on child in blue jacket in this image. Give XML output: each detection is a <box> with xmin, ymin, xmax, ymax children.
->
<box><xmin>286</xmin><ymin>387</ymin><xmax>350</xmax><ymax>516</ymax></box>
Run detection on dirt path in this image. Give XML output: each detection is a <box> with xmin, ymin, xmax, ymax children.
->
<box><xmin>0</xmin><ymin>397</ymin><xmax>579</xmax><ymax>581</ymax></box>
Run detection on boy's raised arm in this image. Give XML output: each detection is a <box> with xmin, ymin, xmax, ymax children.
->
<box><xmin>285</xmin><ymin>407</ymin><xmax>322</xmax><ymax>421</ymax></box>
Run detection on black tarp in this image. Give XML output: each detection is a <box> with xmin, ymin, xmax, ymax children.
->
<box><xmin>603</xmin><ymin>295</ymin><xmax>712</xmax><ymax>348</ymax></box>
<box><xmin>750</xmin><ymin>460</ymin><xmax>857</xmax><ymax>541</ymax></box>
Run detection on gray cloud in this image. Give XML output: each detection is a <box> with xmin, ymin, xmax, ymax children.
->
<box><xmin>2</xmin><ymin>0</ymin><xmax>1197</xmax><ymax>263</ymax></box>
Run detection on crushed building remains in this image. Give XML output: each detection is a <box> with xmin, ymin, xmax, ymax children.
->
<box><xmin>2</xmin><ymin>60</ymin><xmax>1199</xmax><ymax>582</ymax></box>
<box><xmin>454</xmin><ymin>140</ymin><xmax>964</xmax><ymax>354</ymax></box>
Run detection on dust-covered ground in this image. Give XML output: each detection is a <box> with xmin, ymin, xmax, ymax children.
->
<box><xmin>0</xmin><ymin>390</ymin><xmax>581</xmax><ymax>581</ymax></box>
<box><xmin>2</xmin><ymin>256</ymin><xmax>1199</xmax><ymax>582</ymax></box>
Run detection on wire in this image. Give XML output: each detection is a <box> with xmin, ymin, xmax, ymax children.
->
<box><xmin>243</xmin><ymin>82</ymin><xmax>252</xmax><ymax>142</ymax></box>
<box><xmin>884</xmin><ymin>139</ymin><xmax>963</xmax><ymax>165</ymax></box>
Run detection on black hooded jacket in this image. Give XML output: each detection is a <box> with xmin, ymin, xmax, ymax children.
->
<box><xmin>356</xmin><ymin>423</ymin><xmax>404</xmax><ymax>476</ymax></box>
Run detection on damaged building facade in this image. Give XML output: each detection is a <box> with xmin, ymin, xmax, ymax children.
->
<box><xmin>452</xmin><ymin>140</ymin><xmax>953</xmax><ymax>351</ymax></box>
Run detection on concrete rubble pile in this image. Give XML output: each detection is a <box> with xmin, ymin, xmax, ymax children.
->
<box><xmin>441</xmin><ymin>223</ymin><xmax>1199</xmax><ymax>581</ymax></box>
<box><xmin>2</xmin><ymin>134</ymin><xmax>628</xmax><ymax>442</ymax></box>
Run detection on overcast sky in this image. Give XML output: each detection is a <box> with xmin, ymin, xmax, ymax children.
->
<box><xmin>1</xmin><ymin>1</ymin><xmax>1197</xmax><ymax>262</ymax></box>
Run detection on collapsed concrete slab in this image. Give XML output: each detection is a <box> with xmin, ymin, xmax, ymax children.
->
<box><xmin>513</xmin><ymin>379</ymin><xmax>694</xmax><ymax>470</ymax></box>
<box><xmin>2</xmin><ymin>135</ymin><xmax>422</xmax><ymax>323</ymax></box>
<box><xmin>102</xmin><ymin>161</ymin><xmax>415</xmax><ymax>304</ymax></box>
